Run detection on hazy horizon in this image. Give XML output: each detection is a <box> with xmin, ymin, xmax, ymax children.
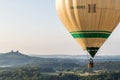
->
<box><xmin>1</xmin><ymin>50</ymin><xmax>120</xmax><ymax>56</ymax></box>
<box><xmin>0</xmin><ymin>0</ymin><xmax>120</xmax><ymax>56</ymax></box>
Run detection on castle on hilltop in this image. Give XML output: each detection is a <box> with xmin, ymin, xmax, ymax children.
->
<box><xmin>10</xmin><ymin>50</ymin><xmax>20</xmax><ymax>53</ymax></box>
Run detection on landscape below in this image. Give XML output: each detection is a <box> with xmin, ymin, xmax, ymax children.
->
<box><xmin>0</xmin><ymin>51</ymin><xmax>120</xmax><ymax>80</ymax></box>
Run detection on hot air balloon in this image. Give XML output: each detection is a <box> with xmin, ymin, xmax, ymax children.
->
<box><xmin>56</xmin><ymin>0</ymin><xmax>120</xmax><ymax>64</ymax></box>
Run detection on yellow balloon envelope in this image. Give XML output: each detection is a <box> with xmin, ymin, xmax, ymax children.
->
<box><xmin>56</xmin><ymin>0</ymin><xmax>120</xmax><ymax>57</ymax></box>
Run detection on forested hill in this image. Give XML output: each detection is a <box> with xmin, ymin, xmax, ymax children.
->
<box><xmin>0</xmin><ymin>50</ymin><xmax>31</xmax><ymax>66</ymax></box>
<box><xmin>0</xmin><ymin>50</ymin><xmax>30</xmax><ymax>59</ymax></box>
<box><xmin>0</xmin><ymin>51</ymin><xmax>79</xmax><ymax>67</ymax></box>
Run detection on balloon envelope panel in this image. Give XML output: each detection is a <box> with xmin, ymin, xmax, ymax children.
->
<box><xmin>56</xmin><ymin>0</ymin><xmax>120</xmax><ymax>57</ymax></box>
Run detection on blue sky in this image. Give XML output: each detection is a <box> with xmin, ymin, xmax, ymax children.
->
<box><xmin>0</xmin><ymin>0</ymin><xmax>120</xmax><ymax>56</ymax></box>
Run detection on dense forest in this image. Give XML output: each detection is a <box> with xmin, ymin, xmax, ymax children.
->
<box><xmin>0</xmin><ymin>61</ymin><xmax>120</xmax><ymax>80</ymax></box>
<box><xmin>0</xmin><ymin>67</ymin><xmax>120</xmax><ymax>80</ymax></box>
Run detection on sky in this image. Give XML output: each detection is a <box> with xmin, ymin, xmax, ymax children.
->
<box><xmin>0</xmin><ymin>0</ymin><xmax>120</xmax><ymax>56</ymax></box>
